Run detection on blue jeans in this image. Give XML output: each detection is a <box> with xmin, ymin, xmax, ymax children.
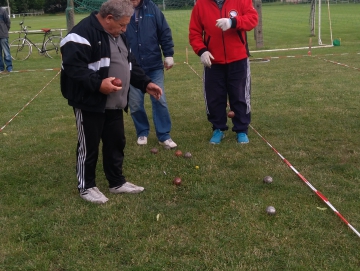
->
<box><xmin>128</xmin><ymin>69</ymin><xmax>172</xmax><ymax>142</ymax></box>
<box><xmin>0</xmin><ymin>38</ymin><xmax>13</xmax><ymax>72</ymax></box>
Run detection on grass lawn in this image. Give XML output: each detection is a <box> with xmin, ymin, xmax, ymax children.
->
<box><xmin>1</xmin><ymin>3</ymin><xmax>360</xmax><ymax>270</ymax></box>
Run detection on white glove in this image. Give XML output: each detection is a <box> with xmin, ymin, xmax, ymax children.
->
<box><xmin>216</xmin><ymin>18</ymin><xmax>232</xmax><ymax>31</ymax></box>
<box><xmin>200</xmin><ymin>51</ymin><xmax>214</xmax><ymax>67</ymax></box>
<box><xmin>164</xmin><ymin>57</ymin><xmax>174</xmax><ymax>70</ymax></box>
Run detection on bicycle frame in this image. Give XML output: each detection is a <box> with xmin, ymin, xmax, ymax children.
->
<box><xmin>10</xmin><ymin>18</ymin><xmax>62</xmax><ymax>61</ymax></box>
<box><xmin>17</xmin><ymin>23</ymin><xmax>53</xmax><ymax>54</ymax></box>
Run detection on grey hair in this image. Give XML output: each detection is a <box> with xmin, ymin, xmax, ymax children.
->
<box><xmin>99</xmin><ymin>0</ymin><xmax>134</xmax><ymax>20</ymax></box>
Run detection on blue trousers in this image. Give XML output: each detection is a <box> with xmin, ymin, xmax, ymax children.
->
<box><xmin>0</xmin><ymin>38</ymin><xmax>13</xmax><ymax>72</ymax></box>
<box><xmin>204</xmin><ymin>58</ymin><xmax>251</xmax><ymax>134</ymax></box>
<box><xmin>128</xmin><ymin>69</ymin><xmax>172</xmax><ymax>142</ymax></box>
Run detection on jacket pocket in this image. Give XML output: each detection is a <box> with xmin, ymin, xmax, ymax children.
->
<box><xmin>204</xmin><ymin>35</ymin><xmax>211</xmax><ymax>49</ymax></box>
<box><xmin>237</xmin><ymin>30</ymin><xmax>245</xmax><ymax>45</ymax></box>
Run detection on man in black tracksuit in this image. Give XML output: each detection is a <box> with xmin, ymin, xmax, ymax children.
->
<box><xmin>60</xmin><ymin>0</ymin><xmax>162</xmax><ymax>204</ymax></box>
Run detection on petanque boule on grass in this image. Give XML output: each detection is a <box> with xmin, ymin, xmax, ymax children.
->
<box><xmin>266</xmin><ymin>206</ymin><xmax>276</xmax><ymax>215</ymax></box>
<box><xmin>175</xmin><ymin>150</ymin><xmax>183</xmax><ymax>157</ymax></box>
<box><xmin>184</xmin><ymin>152</ymin><xmax>192</xmax><ymax>158</ymax></box>
<box><xmin>263</xmin><ymin>176</ymin><xmax>273</xmax><ymax>184</ymax></box>
<box><xmin>150</xmin><ymin>148</ymin><xmax>158</xmax><ymax>154</ymax></box>
<box><xmin>227</xmin><ymin>110</ymin><xmax>235</xmax><ymax>118</ymax></box>
<box><xmin>173</xmin><ymin>177</ymin><xmax>182</xmax><ymax>186</ymax></box>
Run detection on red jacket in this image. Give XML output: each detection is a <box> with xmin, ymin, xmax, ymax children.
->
<box><xmin>189</xmin><ymin>0</ymin><xmax>258</xmax><ymax>64</ymax></box>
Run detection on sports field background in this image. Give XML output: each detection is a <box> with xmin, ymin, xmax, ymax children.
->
<box><xmin>1</xmin><ymin>3</ymin><xmax>360</xmax><ymax>270</ymax></box>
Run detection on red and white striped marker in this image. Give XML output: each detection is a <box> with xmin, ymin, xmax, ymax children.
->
<box><xmin>250</xmin><ymin>125</ymin><xmax>360</xmax><ymax>238</ymax></box>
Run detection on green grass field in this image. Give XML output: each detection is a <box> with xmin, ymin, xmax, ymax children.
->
<box><xmin>1</xmin><ymin>4</ymin><xmax>360</xmax><ymax>270</ymax></box>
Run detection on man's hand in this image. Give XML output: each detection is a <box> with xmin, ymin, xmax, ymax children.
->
<box><xmin>99</xmin><ymin>77</ymin><xmax>122</xmax><ymax>95</ymax></box>
<box><xmin>216</xmin><ymin>18</ymin><xmax>232</xmax><ymax>31</ymax></box>
<box><xmin>146</xmin><ymin>82</ymin><xmax>162</xmax><ymax>100</ymax></box>
<box><xmin>164</xmin><ymin>57</ymin><xmax>174</xmax><ymax>70</ymax></box>
<box><xmin>200</xmin><ymin>51</ymin><xmax>214</xmax><ymax>68</ymax></box>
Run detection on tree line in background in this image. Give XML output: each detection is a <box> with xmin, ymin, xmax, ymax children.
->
<box><xmin>0</xmin><ymin>0</ymin><xmax>196</xmax><ymax>14</ymax></box>
<box><xmin>151</xmin><ymin>0</ymin><xmax>194</xmax><ymax>8</ymax></box>
<box><xmin>0</xmin><ymin>0</ymin><xmax>67</xmax><ymax>14</ymax></box>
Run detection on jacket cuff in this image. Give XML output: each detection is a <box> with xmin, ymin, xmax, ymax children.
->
<box><xmin>230</xmin><ymin>17</ymin><xmax>237</xmax><ymax>28</ymax></box>
<box><xmin>141</xmin><ymin>78</ymin><xmax>152</xmax><ymax>93</ymax></box>
<box><xmin>198</xmin><ymin>48</ymin><xmax>208</xmax><ymax>57</ymax></box>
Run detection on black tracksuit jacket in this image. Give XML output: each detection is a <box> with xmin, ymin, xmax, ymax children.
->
<box><xmin>60</xmin><ymin>11</ymin><xmax>151</xmax><ymax>113</ymax></box>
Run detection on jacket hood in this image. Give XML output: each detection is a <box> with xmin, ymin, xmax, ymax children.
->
<box><xmin>90</xmin><ymin>11</ymin><xmax>106</xmax><ymax>32</ymax></box>
<box><xmin>135</xmin><ymin>0</ymin><xmax>145</xmax><ymax>10</ymax></box>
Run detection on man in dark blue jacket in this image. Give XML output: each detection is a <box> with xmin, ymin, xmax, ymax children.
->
<box><xmin>0</xmin><ymin>7</ymin><xmax>12</xmax><ymax>72</ymax></box>
<box><xmin>126</xmin><ymin>0</ymin><xmax>177</xmax><ymax>149</ymax></box>
<box><xmin>60</xmin><ymin>0</ymin><xmax>162</xmax><ymax>204</ymax></box>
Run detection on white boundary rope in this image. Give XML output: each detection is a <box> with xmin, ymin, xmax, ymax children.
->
<box><xmin>0</xmin><ymin>68</ymin><xmax>61</xmax><ymax>74</ymax></box>
<box><xmin>258</xmin><ymin>53</ymin><xmax>360</xmax><ymax>71</ymax></box>
<box><xmin>0</xmin><ymin>70</ymin><xmax>61</xmax><ymax>133</ymax></box>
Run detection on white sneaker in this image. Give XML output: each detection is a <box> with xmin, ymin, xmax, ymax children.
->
<box><xmin>159</xmin><ymin>138</ymin><xmax>177</xmax><ymax>149</ymax></box>
<box><xmin>137</xmin><ymin>136</ymin><xmax>147</xmax><ymax>145</ymax></box>
<box><xmin>80</xmin><ymin>187</ymin><xmax>109</xmax><ymax>204</ymax></box>
<box><xmin>109</xmin><ymin>182</ymin><xmax>144</xmax><ymax>194</ymax></box>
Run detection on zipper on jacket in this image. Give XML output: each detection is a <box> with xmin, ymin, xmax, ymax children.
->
<box><xmin>237</xmin><ymin>30</ymin><xmax>245</xmax><ymax>45</ymax></box>
<box><xmin>205</xmin><ymin>36</ymin><xmax>211</xmax><ymax>47</ymax></box>
<box><xmin>221</xmin><ymin>7</ymin><xmax>227</xmax><ymax>63</ymax></box>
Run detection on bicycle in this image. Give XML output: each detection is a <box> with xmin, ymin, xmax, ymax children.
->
<box><xmin>10</xmin><ymin>18</ymin><xmax>62</xmax><ymax>61</ymax></box>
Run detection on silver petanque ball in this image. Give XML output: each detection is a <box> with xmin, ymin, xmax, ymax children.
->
<box><xmin>184</xmin><ymin>152</ymin><xmax>192</xmax><ymax>158</ymax></box>
<box><xmin>266</xmin><ymin>206</ymin><xmax>276</xmax><ymax>215</ymax></box>
<box><xmin>263</xmin><ymin>176</ymin><xmax>273</xmax><ymax>184</ymax></box>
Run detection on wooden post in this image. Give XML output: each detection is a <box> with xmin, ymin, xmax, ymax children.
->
<box><xmin>253</xmin><ymin>0</ymin><xmax>263</xmax><ymax>49</ymax></box>
<box><xmin>66</xmin><ymin>0</ymin><xmax>75</xmax><ymax>33</ymax></box>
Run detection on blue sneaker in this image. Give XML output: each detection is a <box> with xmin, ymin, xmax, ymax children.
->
<box><xmin>210</xmin><ymin>129</ymin><xmax>224</xmax><ymax>144</ymax></box>
<box><xmin>237</xmin><ymin>133</ymin><xmax>249</xmax><ymax>144</ymax></box>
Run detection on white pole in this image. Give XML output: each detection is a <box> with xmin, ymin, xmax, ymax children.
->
<box><xmin>327</xmin><ymin>0</ymin><xmax>333</xmax><ymax>45</ymax></box>
<box><xmin>163</xmin><ymin>0</ymin><xmax>165</xmax><ymax>10</ymax></box>
<box><xmin>6</xmin><ymin>0</ymin><xmax>10</xmax><ymax>17</ymax></box>
<box><xmin>318</xmin><ymin>0</ymin><xmax>322</xmax><ymax>45</ymax></box>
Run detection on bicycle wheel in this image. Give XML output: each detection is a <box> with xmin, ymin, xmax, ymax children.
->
<box><xmin>10</xmin><ymin>38</ymin><xmax>32</xmax><ymax>61</ymax></box>
<box><xmin>44</xmin><ymin>36</ymin><xmax>62</xmax><ymax>60</ymax></box>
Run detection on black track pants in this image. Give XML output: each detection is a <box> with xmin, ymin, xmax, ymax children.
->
<box><xmin>203</xmin><ymin>58</ymin><xmax>251</xmax><ymax>133</ymax></box>
<box><xmin>74</xmin><ymin>108</ymin><xmax>126</xmax><ymax>192</ymax></box>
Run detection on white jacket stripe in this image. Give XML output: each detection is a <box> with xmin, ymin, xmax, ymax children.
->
<box><xmin>60</xmin><ymin>33</ymin><xmax>91</xmax><ymax>47</ymax></box>
<box><xmin>88</xmin><ymin>58</ymin><xmax>110</xmax><ymax>71</ymax></box>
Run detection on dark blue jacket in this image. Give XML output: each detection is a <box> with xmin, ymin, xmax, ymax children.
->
<box><xmin>125</xmin><ymin>0</ymin><xmax>174</xmax><ymax>73</ymax></box>
<box><xmin>0</xmin><ymin>7</ymin><xmax>10</xmax><ymax>38</ymax></box>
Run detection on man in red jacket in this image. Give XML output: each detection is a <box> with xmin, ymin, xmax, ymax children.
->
<box><xmin>189</xmin><ymin>0</ymin><xmax>258</xmax><ymax>144</ymax></box>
